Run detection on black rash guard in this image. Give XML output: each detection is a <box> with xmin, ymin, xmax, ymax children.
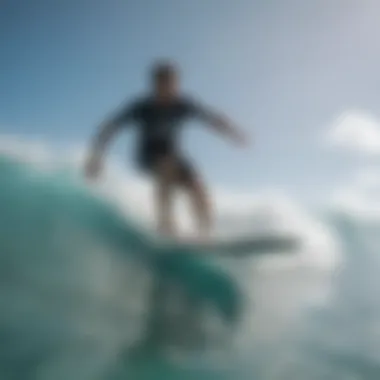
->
<box><xmin>110</xmin><ymin>95</ymin><xmax>214</xmax><ymax>179</ymax></box>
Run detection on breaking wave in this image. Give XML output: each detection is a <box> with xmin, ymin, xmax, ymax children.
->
<box><xmin>1</xmin><ymin>147</ymin><xmax>379</xmax><ymax>380</ymax></box>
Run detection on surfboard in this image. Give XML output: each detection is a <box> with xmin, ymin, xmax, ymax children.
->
<box><xmin>157</xmin><ymin>234</ymin><xmax>300</xmax><ymax>258</ymax></box>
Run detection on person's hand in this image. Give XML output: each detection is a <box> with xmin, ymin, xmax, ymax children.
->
<box><xmin>84</xmin><ymin>156</ymin><xmax>102</xmax><ymax>181</ymax></box>
<box><xmin>233</xmin><ymin>129</ymin><xmax>250</xmax><ymax>148</ymax></box>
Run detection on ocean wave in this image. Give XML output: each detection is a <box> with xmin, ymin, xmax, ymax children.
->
<box><xmin>1</xmin><ymin>139</ymin><xmax>378</xmax><ymax>379</ymax></box>
<box><xmin>0</xmin><ymin>154</ymin><xmax>243</xmax><ymax>380</ymax></box>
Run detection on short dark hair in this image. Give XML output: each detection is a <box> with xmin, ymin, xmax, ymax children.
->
<box><xmin>151</xmin><ymin>60</ymin><xmax>178</xmax><ymax>81</ymax></box>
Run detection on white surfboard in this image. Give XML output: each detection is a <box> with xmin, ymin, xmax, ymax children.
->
<box><xmin>158</xmin><ymin>234</ymin><xmax>300</xmax><ymax>258</ymax></box>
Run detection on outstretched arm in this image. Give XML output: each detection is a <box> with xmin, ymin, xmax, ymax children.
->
<box><xmin>84</xmin><ymin>121</ymin><xmax>122</xmax><ymax>179</ymax></box>
<box><xmin>84</xmin><ymin>101</ymin><xmax>137</xmax><ymax>179</ymax></box>
<box><xmin>205</xmin><ymin>112</ymin><xmax>247</xmax><ymax>146</ymax></box>
<box><xmin>190</xmin><ymin>100</ymin><xmax>249</xmax><ymax>146</ymax></box>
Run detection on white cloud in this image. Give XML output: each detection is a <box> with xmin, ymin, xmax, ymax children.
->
<box><xmin>325</xmin><ymin>110</ymin><xmax>380</xmax><ymax>154</ymax></box>
<box><xmin>330</xmin><ymin>166</ymin><xmax>380</xmax><ymax>219</ymax></box>
<box><xmin>0</xmin><ymin>134</ymin><xmax>51</xmax><ymax>164</ymax></box>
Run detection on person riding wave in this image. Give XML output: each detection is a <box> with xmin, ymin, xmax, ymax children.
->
<box><xmin>85</xmin><ymin>60</ymin><xmax>248</xmax><ymax>241</ymax></box>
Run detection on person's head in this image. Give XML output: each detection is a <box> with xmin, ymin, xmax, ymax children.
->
<box><xmin>150</xmin><ymin>60</ymin><xmax>179</xmax><ymax>98</ymax></box>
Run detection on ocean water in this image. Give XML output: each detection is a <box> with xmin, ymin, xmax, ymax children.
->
<box><xmin>1</xmin><ymin>152</ymin><xmax>380</xmax><ymax>380</ymax></box>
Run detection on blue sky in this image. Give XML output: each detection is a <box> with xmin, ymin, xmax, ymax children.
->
<box><xmin>2</xmin><ymin>0</ymin><xmax>380</xmax><ymax>201</ymax></box>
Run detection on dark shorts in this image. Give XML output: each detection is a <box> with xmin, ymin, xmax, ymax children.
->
<box><xmin>137</xmin><ymin>141</ymin><xmax>195</xmax><ymax>185</ymax></box>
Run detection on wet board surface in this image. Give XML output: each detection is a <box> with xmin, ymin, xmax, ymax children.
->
<box><xmin>156</xmin><ymin>235</ymin><xmax>300</xmax><ymax>258</ymax></box>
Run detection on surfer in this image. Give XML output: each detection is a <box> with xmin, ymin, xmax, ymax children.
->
<box><xmin>84</xmin><ymin>60</ymin><xmax>248</xmax><ymax>241</ymax></box>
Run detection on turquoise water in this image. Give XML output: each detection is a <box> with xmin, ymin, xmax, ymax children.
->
<box><xmin>1</xmin><ymin>154</ymin><xmax>380</xmax><ymax>379</ymax></box>
<box><xmin>0</xmin><ymin>155</ymin><xmax>242</xmax><ymax>380</ymax></box>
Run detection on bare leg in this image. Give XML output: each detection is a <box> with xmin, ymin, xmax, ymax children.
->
<box><xmin>155</xmin><ymin>157</ymin><xmax>178</xmax><ymax>238</ymax></box>
<box><xmin>184</xmin><ymin>176</ymin><xmax>212</xmax><ymax>241</ymax></box>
